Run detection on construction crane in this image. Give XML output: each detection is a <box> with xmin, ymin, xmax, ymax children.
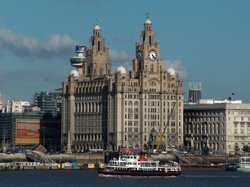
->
<box><xmin>156</xmin><ymin>101</ymin><xmax>177</xmax><ymax>153</ymax></box>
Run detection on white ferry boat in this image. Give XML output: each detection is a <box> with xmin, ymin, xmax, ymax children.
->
<box><xmin>98</xmin><ymin>154</ymin><xmax>181</xmax><ymax>177</ymax></box>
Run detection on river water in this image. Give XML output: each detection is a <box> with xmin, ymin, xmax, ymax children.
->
<box><xmin>0</xmin><ymin>170</ymin><xmax>250</xmax><ymax>187</ymax></box>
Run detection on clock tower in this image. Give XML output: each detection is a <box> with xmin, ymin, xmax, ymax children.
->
<box><xmin>133</xmin><ymin>16</ymin><xmax>163</xmax><ymax>76</ymax></box>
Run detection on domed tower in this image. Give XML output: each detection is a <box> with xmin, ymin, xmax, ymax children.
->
<box><xmin>84</xmin><ymin>21</ymin><xmax>111</xmax><ymax>79</ymax></box>
<box><xmin>133</xmin><ymin>15</ymin><xmax>162</xmax><ymax>77</ymax></box>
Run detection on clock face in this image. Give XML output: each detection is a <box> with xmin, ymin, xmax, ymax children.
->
<box><xmin>136</xmin><ymin>50</ymin><xmax>143</xmax><ymax>61</ymax></box>
<box><xmin>148</xmin><ymin>50</ymin><xmax>157</xmax><ymax>61</ymax></box>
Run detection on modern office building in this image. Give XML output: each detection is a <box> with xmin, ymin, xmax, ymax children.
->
<box><xmin>0</xmin><ymin>94</ymin><xmax>4</xmax><ymax>113</ymax></box>
<box><xmin>0</xmin><ymin>113</ymin><xmax>61</xmax><ymax>152</ymax></box>
<box><xmin>61</xmin><ymin>17</ymin><xmax>184</xmax><ymax>153</ymax></box>
<box><xmin>188</xmin><ymin>82</ymin><xmax>202</xmax><ymax>103</ymax></box>
<box><xmin>184</xmin><ymin>99</ymin><xmax>250</xmax><ymax>154</ymax></box>
<box><xmin>33</xmin><ymin>91</ymin><xmax>62</xmax><ymax>115</ymax></box>
<box><xmin>5</xmin><ymin>100</ymin><xmax>30</xmax><ymax>113</ymax></box>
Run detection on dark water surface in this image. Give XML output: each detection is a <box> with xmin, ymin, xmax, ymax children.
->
<box><xmin>0</xmin><ymin>170</ymin><xmax>250</xmax><ymax>187</ymax></box>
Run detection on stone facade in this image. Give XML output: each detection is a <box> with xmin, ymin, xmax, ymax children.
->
<box><xmin>61</xmin><ymin>18</ymin><xmax>184</xmax><ymax>153</ymax></box>
<box><xmin>184</xmin><ymin>100</ymin><xmax>250</xmax><ymax>154</ymax></box>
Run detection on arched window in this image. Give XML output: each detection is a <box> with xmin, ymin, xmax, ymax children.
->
<box><xmin>84</xmin><ymin>103</ymin><xmax>87</xmax><ymax>112</ymax></box>
<box><xmin>150</xmin><ymin>81</ymin><xmax>156</xmax><ymax>86</ymax></box>
<box><xmin>98</xmin><ymin>41</ymin><xmax>101</xmax><ymax>51</ymax></box>
<box><xmin>75</xmin><ymin>104</ymin><xmax>78</xmax><ymax>113</ymax></box>
<box><xmin>79</xmin><ymin>103</ymin><xmax>81</xmax><ymax>113</ymax></box>
<box><xmin>88</xmin><ymin>103</ymin><xmax>91</xmax><ymax>112</ymax></box>
<box><xmin>82</xmin><ymin>103</ymin><xmax>84</xmax><ymax>113</ymax></box>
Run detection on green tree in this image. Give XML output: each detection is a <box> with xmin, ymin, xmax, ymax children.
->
<box><xmin>242</xmin><ymin>145</ymin><xmax>250</xmax><ymax>153</ymax></box>
<box><xmin>234</xmin><ymin>145</ymin><xmax>240</xmax><ymax>154</ymax></box>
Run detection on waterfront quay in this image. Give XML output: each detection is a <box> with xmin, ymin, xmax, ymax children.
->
<box><xmin>0</xmin><ymin>152</ymin><xmax>104</xmax><ymax>170</ymax></box>
<box><xmin>0</xmin><ymin>151</ymin><xmax>240</xmax><ymax>171</ymax></box>
<box><xmin>0</xmin><ymin>162</ymin><xmax>104</xmax><ymax>171</ymax></box>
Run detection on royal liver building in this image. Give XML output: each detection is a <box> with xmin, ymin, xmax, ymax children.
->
<box><xmin>61</xmin><ymin>18</ymin><xmax>184</xmax><ymax>153</ymax></box>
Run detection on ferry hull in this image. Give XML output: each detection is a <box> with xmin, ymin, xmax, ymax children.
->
<box><xmin>98</xmin><ymin>168</ymin><xmax>181</xmax><ymax>177</ymax></box>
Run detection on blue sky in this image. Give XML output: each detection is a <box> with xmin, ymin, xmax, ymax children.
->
<box><xmin>0</xmin><ymin>0</ymin><xmax>249</xmax><ymax>103</ymax></box>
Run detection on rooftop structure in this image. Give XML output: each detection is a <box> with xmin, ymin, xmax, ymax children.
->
<box><xmin>188</xmin><ymin>82</ymin><xmax>202</xmax><ymax>103</ymax></box>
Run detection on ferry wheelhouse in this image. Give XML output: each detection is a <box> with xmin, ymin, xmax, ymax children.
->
<box><xmin>98</xmin><ymin>154</ymin><xmax>181</xmax><ymax>177</ymax></box>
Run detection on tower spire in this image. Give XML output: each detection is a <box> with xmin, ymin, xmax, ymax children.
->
<box><xmin>95</xmin><ymin>18</ymin><xmax>100</xmax><ymax>26</ymax></box>
<box><xmin>94</xmin><ymin>18</ymin><xmax>101</xmax><ymax>31</ymax></box>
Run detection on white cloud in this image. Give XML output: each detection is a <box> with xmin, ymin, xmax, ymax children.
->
<box><xmin>109</xmin><ymin>49</ymin><xmax>132</xmax><ymax>71</ymax></box>
<box><xmin>164</xmin><ymin>60</ymin><xmax>188</xmax><ymax>80</ymax></box>
<box><xmin>0</xmin><ymin>29</ymin><xmax>77</xmax><ymax>59</ymax></box>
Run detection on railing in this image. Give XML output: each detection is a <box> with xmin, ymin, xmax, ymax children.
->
<box><xmin>26</xmin><ymin>151</ymin><xmax>55</xmax><ymax>163</ymax></box>
<box><xmin>174</xmin><ymin>152</ymin><xmax>197</xmax><ymax>165</ymax></box>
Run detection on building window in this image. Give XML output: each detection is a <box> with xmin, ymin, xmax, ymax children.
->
<box><xmin>128</xmin><ymin>113</ymin><xmax>133</xmax><ymax>119</ymax></box>
<box><xmin>171</xmin><ymin>128</ymin><xmax>175</xmax><ymax>133</ymax></box>
<box><xmin>134</xmin><ymin>114</ymin><xmax>139</xmax><ymax>119</ymax></box>
<box><xmin>128</xmin><ymin>121</ymin><xmax>133</xmax><ymax>126</ymax></box>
